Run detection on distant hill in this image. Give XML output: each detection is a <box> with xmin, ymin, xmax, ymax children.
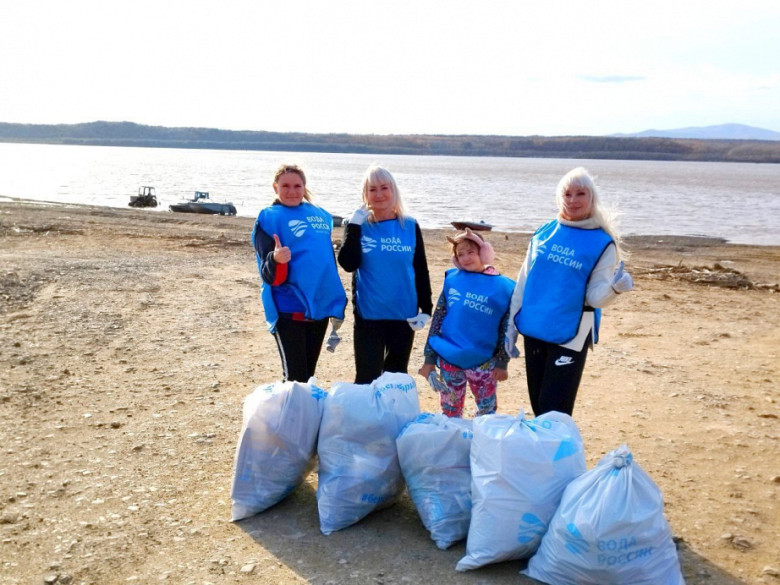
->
<box><xmin>612</xmin><ymin>123</ymin><xmax>780</xmax><ymax>141</ymax></box>
<box><xmin>2</xmin><ymin>121</ymin><xmax>780</xmax><ymax>163</ymax></box>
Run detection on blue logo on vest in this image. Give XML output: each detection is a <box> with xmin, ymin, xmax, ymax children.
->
<box><xmin>361</xmin><ymin>235</ymin><xmax>377</xmax><ymax>253</ymax></box>
<box><xmin>288</xmin><ymin>219</ymin><xmax>307</xmax><ymax>237</ymax></box>
<box><xmin>447</xmin><ymin>287</ymin><xmax>461</xmax><ymax>307</ymax></box>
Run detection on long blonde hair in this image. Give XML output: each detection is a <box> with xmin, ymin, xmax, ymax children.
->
<box><xmin>556</xmin><ymin>167</ymin><xmax>625</xmax><ymax>259</ymax></box>
<box><xmin>361</xmin><ymin>164</ymin><xmax>407</xmax><ymax>224</ymax></box>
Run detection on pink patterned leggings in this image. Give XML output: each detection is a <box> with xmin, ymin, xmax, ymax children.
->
<box><xmin>437</xmin><ymin>357</ymin><xmax>497</xmax><ymax>418</ymax></box>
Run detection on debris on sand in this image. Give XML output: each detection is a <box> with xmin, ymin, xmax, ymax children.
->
<box><xmin>639</xmin><ymin>263</ymin><xmax>778</xmax><ymax>291</ymax></box>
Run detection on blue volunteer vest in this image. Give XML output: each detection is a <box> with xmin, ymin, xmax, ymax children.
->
<box><xmin>429</xmin><ymin>269</ymin><xmax>515</xmax><ymax>369</ymax></box>
<box><xmin>355</xmin><ymin>217</ymin><xmax>418</xmax><ymax>320</ymax></box>
<box><xmin>514</xmin><ymin>220</ymin><xmax>612</xmax><ymax>344</ymax></box>
<box><xmin>254</xmin><ymin>202</ymin><xmax>346</xmax><ymax>332</ymax></box>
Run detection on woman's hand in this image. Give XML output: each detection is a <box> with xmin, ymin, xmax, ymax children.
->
<box><xmin>272</xmin><ymin>234</ymin><xmax>291</xmax><ymax>264</ymax></box>
<box><xmin>349</xmin><ymin>204</ymin><xmax>370</xmax><ymax>226</ymax></box>
<box><xmin>407</xmin><ymin>312</ymin><xmax>430</xmax><ymax>331</ymax></box>
<box><xmin>418</xmin><ymin>363</ymin><xmax>435</xmax><ymax>379</ymax></box>
<box><xmin>611</xmin><ymin>261</ymin><xmax>634</xmax><ymax>293</ymax></box>
<box><xmin>491</xmin><ymin>367</ymin><xmax>508</xmax><ymax>382</ymax></box>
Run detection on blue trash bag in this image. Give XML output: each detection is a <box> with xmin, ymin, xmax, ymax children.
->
<box><xmin>230</xmin><ymin>378</ymin><xmax>327</xmax><ymax>521</ymax></box>
<box><xmin>523</xmin><ymin>444</ymin><xmax>684</xmax><ymax>585</ymax></box>
<box><xmin>317</xmin><ymin>372</ymin><xmax>420</xmax><ymax>535</ymax></box>
<box><xmin>397</xmin><ymin>413</ymin><xmax>474</xmax><ymax>549</ymax></box>
<box><xmin>456</xmin><ymin>410</ymin><xmax>586</xmax><ymax>571</ymax></box>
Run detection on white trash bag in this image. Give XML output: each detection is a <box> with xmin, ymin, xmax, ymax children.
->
<box><xmin>230</xmin><ymin>378</ymin><xmax>327</xmax><ymax>521</ymax></box>
<box><xmin>396</xmin><ymin>413</ymin><xmax>474</xmax><ymax>549</ymax></box>
<box><xmin>523</xmin><ymin>445</ymin><xmax>685</xmax><ymax>585</ymax></box>
<box><xmin>456</xmin><ymin>410</ymin><xmax>586</xmax><ymax>571</ymax></box>
<box><xmin>317</xmin><ymin>372</ymin><xmax>420</xmax><ymax>535</ymax></box>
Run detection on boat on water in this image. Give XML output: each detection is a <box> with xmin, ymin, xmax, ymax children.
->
<box><xmin>169</xmin><ymin>191</ymin><xmax>237</xmax><ymax>216</ymax></box>
<box><xmin>129</xmin><ymin>186</ymin><xmax>158</xmax><ymax>208</ymax></box>
<box><xmin>450</xmin><ymin>220</ymin><xmax>492</xmax><ymax>231</ymax></box>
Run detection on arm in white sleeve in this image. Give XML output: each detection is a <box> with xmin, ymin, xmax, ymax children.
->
<box><xmin>585</xmin><ymin>243</ymin><xmax>619</xmax><ymax>308</ymax></box>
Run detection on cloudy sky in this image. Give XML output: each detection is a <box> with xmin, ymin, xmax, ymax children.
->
<box><xmin>2</xmin><ymin>0</ymin><xmax>778</xmax><ymax>136</ymax></box>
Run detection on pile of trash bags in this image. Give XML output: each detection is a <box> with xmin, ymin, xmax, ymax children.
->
<box><xmin>230</xmin><ymin>372</ymin><xmax>420</xmax><ymax>532</ymax></box>
<box><xmin>230</xmin><ymin>374</ymin><xmax>684</xmax><ymax>584</ymax></box>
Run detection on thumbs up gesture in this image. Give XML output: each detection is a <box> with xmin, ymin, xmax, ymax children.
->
<box><xmin>611</xmin><ymin>260</ymin><xmax>634</xmax><ymax>293</ymax></box>
<box><xmin>272</xmin><ymin>234</ymin><xmax>291</xmax><ymax>264</ymax></box>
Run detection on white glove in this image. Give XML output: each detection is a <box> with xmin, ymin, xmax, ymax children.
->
<box><xmin>349</xmin><ymin>205</ymin><xmax>370</xmax><ymax>226</ymax></box>
<box><xmin>325</xmin><ymin>318</ymin><xmax>344</xmax><ymax>353</ymax></box>
<box><xmin>407</xmin><ymin>312</ymin><xmax>430</xmax><ymax>331</ymax></box>
<box><xmin>611</xmin><ymin>261</ymin><xmax>634</xmax><ymax>294</ymax></box>
<box><xmin>504</xmin><ymin>326</ymin><xmax>520</xmax><ymax>358</ymax></box>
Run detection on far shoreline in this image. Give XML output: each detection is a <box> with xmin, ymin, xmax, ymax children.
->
<box><xmin>0</xmin><ymin>195</ymin><xmax>762</xmax><ymax>249</ymax></box>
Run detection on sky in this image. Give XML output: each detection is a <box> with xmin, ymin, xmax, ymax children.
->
<box><xmin>1</xmin><ymin>0</ymin><xmax>779</xmax><ymax>137</ymax></box>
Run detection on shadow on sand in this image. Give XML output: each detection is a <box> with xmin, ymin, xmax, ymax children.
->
<box><xmin>235</xmin><ymin>478</ymin><xmax>745</xmax><ymax>585</ymax></box>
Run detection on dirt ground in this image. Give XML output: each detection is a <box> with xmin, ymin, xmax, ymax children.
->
<box><xmin>1</xmin><ymin>198</ymin><xmax>778</xmax><ymax>585</ymax></box>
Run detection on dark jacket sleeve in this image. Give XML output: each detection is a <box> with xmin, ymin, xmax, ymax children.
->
<box><xmin>423</xmin><ymin>291</ymin><xmax>447</xmax><ymax>364</ymax></box>
<box><xmin>337</xmin><ymin>223</ymin><xmax>362</xmax><ymax>272</ymax></box>
<box><xmin>252</xmin><ymin>221</ymin><xmax>287</xmax><ymax>285</ymax></box>
<box><xmin>413</xmin><ymin>223</ymin><xmax>433</xmax><ymax>315</ymax></box>
<box><xmin>493</xmin><ymin>308</ymin><xmax>511</xmax><ymax>369</ymax></box>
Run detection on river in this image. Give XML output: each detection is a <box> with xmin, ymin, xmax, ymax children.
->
<box><xmin>0</xmin><ymin>142</ymin><xmax>778</xmax><ymax>245</ymax></box>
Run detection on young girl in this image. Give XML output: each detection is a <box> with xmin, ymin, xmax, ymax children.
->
<box><xmin>251</xmin><ymin>164</ymin><xmax>347</xmax><ymax>382</ymax></box>
<box><xmin>419</xmin><ymin>229</ymin><xmax>515</xmax><ymax>417</ymax></box>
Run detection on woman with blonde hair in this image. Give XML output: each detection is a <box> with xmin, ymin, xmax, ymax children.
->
<box><xmin>338</xmin><ymin>164</ymin><xmax>433</xmax><ymax>384</ymax></box>
<box><xmin>506</xmin><ymin>167</ymin><xmax>634</xmax><ymax>416</ymax></box>
<box><xmin>251</xmin><ymin>164</ymin><xmax>346</xmax><ymax>382</ymax></box>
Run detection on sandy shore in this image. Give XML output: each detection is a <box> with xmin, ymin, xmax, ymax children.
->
<box><xmin>1</xmin><ymin>198</ymin><xmax>778</xmax><ymax>585</ymax></box>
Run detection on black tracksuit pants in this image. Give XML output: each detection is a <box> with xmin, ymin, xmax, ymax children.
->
<box><xmin>523</xmin><ymin>333</ymin><xmax>591</xmax><ymax>416</ymax></box>
<box><xmin>273</xmin><ymin>316</ymin><xmax>329</xmax><ymax>383</ymax></box>
<box><xmin>352</xmin><ymin>313</ymin><xmax>415</xmax><ymax>384</ymax></box>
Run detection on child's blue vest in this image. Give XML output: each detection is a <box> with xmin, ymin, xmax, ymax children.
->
<box><xmin>254</xmin><ymin>202</ymin><xmax>346</xmax><ymax>332</ymax></box>
<box><xmin>515</xmin><ymin>220</ymin><xmax>612</xmax><ymax>344</ymax></box>
<box><xmin>429</xmin><ymin>269</ymin><xmax>515</xmax><ymax>369</ymax></box>
<box><xmin>356</xmin><ymin>218</ymin><xmax>418</xmax><ymax>320</ymax></box>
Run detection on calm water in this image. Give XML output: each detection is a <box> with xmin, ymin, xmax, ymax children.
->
<box><xmin>1</xmin><ymin>142</ymin><xmax>779</xmax><ymax>245</ymax></box>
